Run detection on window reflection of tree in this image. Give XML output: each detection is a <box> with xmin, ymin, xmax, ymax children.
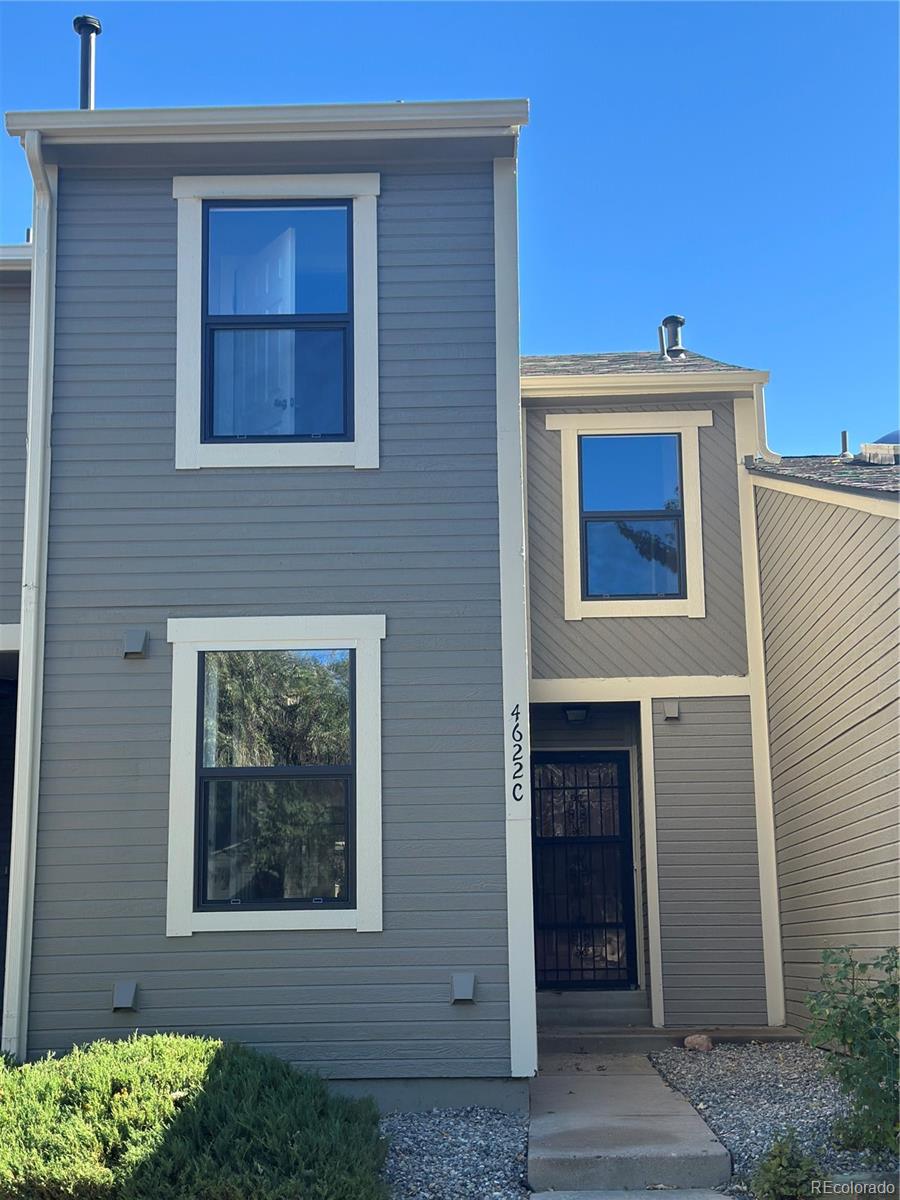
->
<box><xmin>614</xmin><ymin>521</ymin><xmax>679</xmax><ymax>574</ymax></box>
<box><xmin>203</xmin><ymin>650</ymin><xmax>351</xmax><ymax>903</ymax></box>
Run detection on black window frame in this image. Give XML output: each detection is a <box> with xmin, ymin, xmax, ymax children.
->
<box><xmin>578</xmin><ymin>433</ymin><xmax>687</xmax><ymax>601</ymax></box>
<box><xmin>201</xmin><ymin>198</ymin><xmax>355</xmax><ymax>445</ymax></box>
<box><xmin>193</xmin><ymin>648</ymin><xmax>357</xmax><ymax>913</ymax></box>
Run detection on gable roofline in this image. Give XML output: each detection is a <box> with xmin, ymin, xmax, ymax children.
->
<box><xmin>5</xmin><ymin>99</ymin><xmax>529</xmax><ymax>146</ymax></box>
<box><xmin>521</xmin><ymin>369</ymin><xmax>768</xmax><ymax>399</ymax></box>
<box><xmin>0</xmin><ymin>244</ymin><xmax>32</xmax><ymax>271</ymax></box>
<box><xmin>748</xmin><ymin>458</ymin><xmax>900</xmax><ymax>502</ymax></box>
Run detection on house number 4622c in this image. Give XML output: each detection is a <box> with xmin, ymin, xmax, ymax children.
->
<box><xmin>510</xmin><ymin>704</ymin><xmax>525</xmax><ymax>802</ymax></box>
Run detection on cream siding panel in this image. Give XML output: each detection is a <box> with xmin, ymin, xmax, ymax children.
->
<box><xmin>652</xmin><ymin>696</ymin><xmax>767</xmax><ymax>1025</ymax></box>
<box><xmin>756</xmin><ymin>486</ymin><xmax>900</xmax><ymax>1029</ymax></box>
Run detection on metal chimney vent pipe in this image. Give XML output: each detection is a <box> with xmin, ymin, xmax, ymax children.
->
<box><xmin>73</xmin><ymin>15</ymin><xmax>102</xmax><ymax>110</ymax></box>
<box><xmin>661</xmin><ymin>314</ymin><xmax>686</xmax><ymax>359</ymax></box>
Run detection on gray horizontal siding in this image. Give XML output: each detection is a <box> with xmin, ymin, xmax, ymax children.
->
<box><xmin>526</xmin><ymin>399</ymin><xmax>748</xmax><ymax>678</ymax></box>
<box><xmin>756</xmin><ymin>486</ymin><xmax>900</xmax><ymax>1028</ymax></box>
<box><xmin>29</xmin><ymin>161</ymin><xmax>511</xmax><ymax>1078</ymax></box>
<box><xmin>653</xmin><ymin>697</ymin><xmax>767</xmax><ymax>1026</ymax></box>
<box><xmin>0</xmin><ymin>279</ymin><xmax>29</xmax><ymax>626</ymax></box>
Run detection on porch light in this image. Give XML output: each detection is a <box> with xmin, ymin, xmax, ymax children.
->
<box><xmin>563</xmin><ymin>706</ymin><xmax>589</xmax><ymax>724</ymax></box>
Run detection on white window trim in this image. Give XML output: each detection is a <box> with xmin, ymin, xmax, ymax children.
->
<box><xmin>173</xmin><ymin>174</ymin><xmax>380</xmax><ymax>470</ymax></box>
<box><xmin>165</xmin><ymin>614</ymin><xmax>386</xmax><ymax>936</ymax></box>
<box><xmin>545</xmin><ymin>410</ymin><xmax>712</xmax><ymax>620</ymax></box>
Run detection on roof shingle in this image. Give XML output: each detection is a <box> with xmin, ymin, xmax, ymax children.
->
<box><xmin>520</xmin><ymin>350</ymin><xmax>755</xmax><ymax>376</ymax></box>
<box><xmin>750</xmin><ymin>456</ymin><xmax>900</xmax><ymax>496</ymax></box>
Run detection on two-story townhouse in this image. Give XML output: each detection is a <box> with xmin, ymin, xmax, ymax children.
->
<box><xmin>0</xmin><ymin>94</ymin><xmax>896</xmax><ymax>1112</ymax></box>
<box><xmin>0</xmin><ymin>99</ymin><xmax>535</xmax><ymax>1110</ymax></box>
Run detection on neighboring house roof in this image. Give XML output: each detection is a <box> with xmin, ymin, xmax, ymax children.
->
<box><xmin>520</xmin><ymin>350</ymin><xmax>756</xmax><ymax>376</ymax></box>
<box><xmin>749</xmin><ymin>456</ymin><xmax>900</xmax><ymax>496</ymax></box>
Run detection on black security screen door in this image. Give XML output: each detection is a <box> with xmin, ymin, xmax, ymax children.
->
<box><xmin>532</xmin><ymin>752</ymin><xmax>637</xmax><ymax>989</ymax></box>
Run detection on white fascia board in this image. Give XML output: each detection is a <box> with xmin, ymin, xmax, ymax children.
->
<box><xmin>6</xmin><ymin>99</ymin><xmax>530</xmax><ymax>145</ymax></box>
<box><xmin>0</xmin><ymin>245</ymin><xmax>32</xmax><ymax>271</ymax></box>
<box><xmin>521</xmin><ymin>370</ymin><xmax>768</xmax><ymax>400</ymax></box>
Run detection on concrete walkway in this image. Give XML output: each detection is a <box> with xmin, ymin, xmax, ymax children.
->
<box><xmin>528</xmin><ymin>1053</ymin><xmax>731</xmax><ymax>1193</ymax></box>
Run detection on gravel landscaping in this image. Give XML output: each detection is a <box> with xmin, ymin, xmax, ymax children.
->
<box><xmin>651</xmin><ymin>1041</ymin><xmax>899</xmax><ymax>1182</ymax></box>
<box><xmin>381</xmin><ymin>1106</ymin><xmax>528</xmax><ymax>1200</ymax></box>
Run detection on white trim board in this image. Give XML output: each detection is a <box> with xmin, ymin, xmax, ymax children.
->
<box><xmin>0</xmin><ymin>625</ymin><xmax>21</xmax><ymax>653</ymax></box>
<box><xmin>2</xmin><ymin>137</ymin><xmax>57</xmax><ymax>1060</ymax></box>
<box><xmin>546</xmin><ymin>410</ymin><xmax>711</xmax><ymax>620</ymax></box>
<box><xmin>494</xmin><ymin>157</ymin><xmax>538</xmax><ymax>1080</ymax></box>
<box><xmin>530</xmin><ymin>675</ymin><xmax>751</xmax><ymax>703</ymax></box>
<box><xmin>735</xmin><ymin>397</ymin><xmax>786</xmax><ymax>1026</ymax></box>
<box><xmin>750</xmin><ymin>471</ymin><xmax>899</xmax><ymax>520</ymax></box>
<box><xmin>173</xmin><ymin>174</ymin><xmax>379</xmax><ymax>471</ymax></box>
<box><xmin>165</xmin><ymin>614</ymin><xmax>385</xmax><ymax>937</ymax></box>
<box><xmin>521</xmin><ymin>370</ymin><xmax>767</xmax><ymax>400</ymax></box>
<box><xmin>638</xmin><ymin>700</ymin><xmax>665</xmax><ymax>1027</ymax></box>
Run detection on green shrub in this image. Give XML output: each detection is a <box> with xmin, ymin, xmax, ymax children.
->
<box><xmin>806</xmin><ymin>946</ymin><xmax>899</xmax><ymax>1154</ymax></box>
<box><xmin>750</xmin><ymin>1131</ymin><xmax>820</xmax><ymax>1200</ymax></box>
<box><xmin>0</xmin><ymin>1033</ymin><xmax>387</xmax><ymax>1200</ymax></box>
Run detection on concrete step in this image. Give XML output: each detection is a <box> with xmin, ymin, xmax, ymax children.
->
<box><xmin>538</xmin><ymin>989</ymin><xmax>651</xmax><ymax>1007</ymax></box>
<box><xmin>528</xmin><ymin>1054</ymin><xmax>731</xmax><ymax>1192</ymax></box>
<box><xmin>530</xmin><ymin>1191</ymin><xmax>730</xmax><ymax>1200</ymax></box>
<box><xmin>528</xmin><ymin>1054</ymin><xmax>730</xmax><ymax>1190</ymax></box>
<box><xmin>538</xmin><ymin>991</ymin><xmax>652</xmax><ymax>1029</ymax></box>
<box><xmin>539</xmin><ymin>1025</ymin><xmax>802</xmax><ymax>1055</ymax></box>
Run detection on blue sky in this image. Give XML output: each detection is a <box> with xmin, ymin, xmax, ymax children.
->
<box><xmin>0</xmin><ymin>1</ymin><xmax>896</xmax><ymax>453</ymax></box>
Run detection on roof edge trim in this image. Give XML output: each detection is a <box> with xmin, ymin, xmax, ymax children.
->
<box><xmin>0</xmin><ymin>244</ymin><xmax>33</xmax><ymax>271</ymax></box>
<box><xmin>5</xmin><ymin>99</ymin><xmax>529</xmax><ymax>146</ymax></box>
<box><xmin>749</xmin><ymin>467</ymin><xmax>900</xmax><ymax>513</ymax></box>
<box><xmin>520</xmin><ymin>369</ymin><xmax>769</xmax><ymax>398</ymax></box>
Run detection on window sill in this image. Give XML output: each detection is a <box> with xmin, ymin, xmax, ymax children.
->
<box><xmin>566</xmin><ymin>597</ymin><xmax>704</xmax><ymax>620</ymax></box>
<box><xmin>176</xmin><ymin>439</ymin><xmax>376</xmax><ymax>470</ymax></box>
<box><xmin>169</xmin><ymin>909</ymin><xmax>367</xmax><ymax>936</ymax></box>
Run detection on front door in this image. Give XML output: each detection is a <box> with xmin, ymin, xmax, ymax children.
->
<box><xmin>532</xmin><ymin>752</ymin><xmax>637</xmax><ymax>988</ymax></box>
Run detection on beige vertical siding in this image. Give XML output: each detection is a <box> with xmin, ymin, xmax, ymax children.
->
<box><xmin>755</xmin><ymin>485</ymin><xmax>900</xmax><ymax>1028</ymax></box>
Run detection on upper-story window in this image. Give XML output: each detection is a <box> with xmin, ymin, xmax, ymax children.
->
<box><xmin>580</xmin><ymin>434</ymin><xmax>684</xmax><ymax>600</ymax></box>
<box><xmin>174</xmin><ymin>174</ymin><xmax>380</xmax><ymax>470</ymax></box>
<box><xmin>545</xmin><ymin>410</ymin><xmax>712</xmax><ymax>619</ymax></box>
<box><xmin>204</xmin><ymin>202</ymin><xmax>352</xmax><ymax>444</ymax></box>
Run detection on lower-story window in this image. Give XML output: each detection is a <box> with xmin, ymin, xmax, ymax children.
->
<box><xmin>166</xmin><ymin>615</ymin><xmax>385</xmax><ymax>935</ymax></box>
<box><xmin>197</xmin><ymin>648</ymin><xmax>354</xmax><ymax>910</ymax></box>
